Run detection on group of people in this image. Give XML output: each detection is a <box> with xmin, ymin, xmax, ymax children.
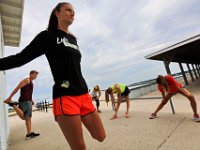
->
<box><xmin>105</xmin><ymin>75</ymin><xmax>200</xmax><ymax>122</ymax></box>
<box><xmin>0</xmin><ymin>2</ymin><xmax>200</xmax><ymax>150</ymax></box>
<box><xmin>91</xmin><ymin>83</ymin><xmax>131</xmax><ymax>120</ymax></box>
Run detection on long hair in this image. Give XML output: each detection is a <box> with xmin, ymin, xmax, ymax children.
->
<box><xmin>94</xmin><ymin>85</ymin><xmax>101</xmax><ymax>96</ymax></box>
<box><xmin>105</xmin><ymin>90</ymin><xmax>110</xmax><ymax>104</ymax></box>
<box><xmin>47</xmin><ymin>2</ymin><xmax>69</xmax><ymax>31</ymax></box>
<box><xmin>94</xmin><ymin>85</ymin><xmax>99</xmax><ymax>91</ymax></box>
<box><xmin>105</xmin><ymin>87</ymin><xmax>112</xmax><ymax>104</ymax></box>
<box><xmin>156</xmin><ymin>75</ymin><xmax>169</xmax><ymax>91</ymax></box>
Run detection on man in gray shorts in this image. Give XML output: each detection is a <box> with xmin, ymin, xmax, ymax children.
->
<box><xmin>4</xmin><ymin>70</ymin><xmax>40</xmax><ymax>140</ymax></box>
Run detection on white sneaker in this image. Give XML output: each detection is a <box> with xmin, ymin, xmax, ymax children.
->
<box><xmin>193</xmin><ymin>114</ymin><xmax>200</xmax><ymax>122</ymax></box>
<box><xmin>194</xmin><ymin>117</ymin><xmax>200</xmax><ymax>122</ymax></box>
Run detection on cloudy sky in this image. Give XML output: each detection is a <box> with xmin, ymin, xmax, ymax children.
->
<box><xmin>4</xmin><ymin>0</ymin><xmax>200</xmax><ymax>100</ymax></box>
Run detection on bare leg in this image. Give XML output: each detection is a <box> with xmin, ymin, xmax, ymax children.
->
<box><xmin>179</xmin><ymin>89</ymin><xmax>198</xmax><ymax>115</ymax></box>
<box><xmin>81</xmin><ymin>111</ymin><xmax>106</xmax><ymax>142</ymax></box>
<box><xmin>111</xmin><ymin>99</ymin><xmax>115</xmax><ymax>111</ymax></box>
<box><xmin>57</xmin><ymin>115</ymin><xmax>86</xmax><ymax>150</ymax></box>
<box><xmin>111</xmin><ymin>99</ymin><xmax>121</xmax><ymax>120</ymax></box>
<box><xmin>12</xmin><ymin>105</ymin><xmax>25</xmax><ymax>120</ymax></box>
<box><xmin>153</xmin><ymin>93</ymin><xmax>173</xmax><ymax>115</ymax></box>
<box><xmin>96</xmin><ymin>99</ymin><xmax>101</xmax><ymax>113</ymax></box>
<box><xmin>115</xmin><ymin>101</ymin><xmax>121</xmax><ymax>114</ymax></box>
<box><xmin>125</xmin><ymin>96</ymin><xmax>130</xmax><ymax>118</ymax></box>
<box><xmin>25</xmin><ymin>117</ymin><xmax>32</xmax><ymax>134</ymax></box>
<box><xmin>4</xmin><ymin>98</ymin><xmax>12</xmax><ymax>104</ymax></box>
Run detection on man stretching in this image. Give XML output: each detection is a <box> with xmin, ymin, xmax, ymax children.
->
<box><xmin>4</xmin><ymin>70</ymin><xmax>40</xmax><ymax>139</ymax></box>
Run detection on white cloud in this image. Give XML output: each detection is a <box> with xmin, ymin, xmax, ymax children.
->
<box><xmin>4</xmin><ymin>0</ymin><xmax>200</xmax><ymax>98</ymax></box>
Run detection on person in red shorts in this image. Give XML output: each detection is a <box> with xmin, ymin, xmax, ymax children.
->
<box><xmin>149</xmin><ymin>75</ymin><xmax>200</xmax><ymax>122</ymax></box>
<box><xmin>0</xmin><ymin>2</ymin><xmax>106</xmax><ymax>149</ymax></box>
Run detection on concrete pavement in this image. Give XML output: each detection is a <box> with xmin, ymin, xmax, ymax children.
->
<box><xmin>7</xmin><ymin>79</ymin><xmax>200</xmax><ymax>150</ymax></box>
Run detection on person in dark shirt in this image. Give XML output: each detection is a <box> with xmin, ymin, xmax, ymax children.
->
<box><xmin>0</xmin><ymin>2</ymin><xmax>105</xmax><ymax>149</ymax></box>
<box><xmin>4</xmin><ymin>70</ymin><xmax>40</xmax><ymax>139</ymax></box>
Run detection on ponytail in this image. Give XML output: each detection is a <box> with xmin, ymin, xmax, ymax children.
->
<box><xmin>47</xmin><ymin>2</ymin><xmax>69</xmax><ymax>31</ymax></box>
<box><xmin>105</xmin><ymin>90</ymin><xmax>110</xmax><ymax>105</ymax></box>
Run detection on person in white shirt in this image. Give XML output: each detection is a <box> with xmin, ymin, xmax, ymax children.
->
<box><xmin>91</xmin><ymin>85</ymin><xmax>102</xmax><ymax>113</ymax></box>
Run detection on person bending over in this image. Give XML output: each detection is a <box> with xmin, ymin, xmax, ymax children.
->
<box><xmin>105</xmin><ymin>83</ymin><xmax>130</xmax><ymax>119</ymax></box>
<box><xmin>149</xmin><ymin>75</ymin><xmax>200</xmax><ymax>122</ymax></box>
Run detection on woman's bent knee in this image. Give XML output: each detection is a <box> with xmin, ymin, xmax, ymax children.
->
<box><xmin>94</xmin><ymin>134</ymin><xmax>106</xmax><ymax>142</ymax></box>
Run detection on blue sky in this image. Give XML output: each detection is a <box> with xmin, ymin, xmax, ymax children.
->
<box><xmin>4</xmin><ymin>0</ymin><xmax>200</xmax><ymax>100</ymax></box>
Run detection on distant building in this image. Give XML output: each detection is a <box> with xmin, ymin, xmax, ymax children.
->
<box><xmin>0</xmin><ymin>1</ymin><xmax>24</xmax><ymax>149</ymax></box>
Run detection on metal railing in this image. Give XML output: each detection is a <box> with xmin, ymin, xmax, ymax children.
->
<box><xmin>35</xmin><ymin>99</ymin><xmax>51</xmax><ymax>113</ymax></box>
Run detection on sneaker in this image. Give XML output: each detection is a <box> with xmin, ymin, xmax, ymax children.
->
<box><xmin>26</xmin><ymin>133</ymin><xmax>34</xmax><ymax>140</ymax></box>
<box><xmin>25</xmin><ymin>132</ymin><xmax>40</xmax><ymax>140</ymax></box>
<box><xmin>8</xmin><ymin>101</ymin><xmax>19</xmax><ymax>107</ymax></box>
<box><xmin>31</xmin><ymin>132</ymin><xmax>40</xmax><ymax>137</ymax></box>
<box><xmin>149</xmin><ymin>113</ymin><xmax>157</xmax><ymax>119</ymax></box>
<box><xmin>193</xmin><ymin>114</ymin><xmax>200</xmax><ymax>122</ymax></box>
<box><xmin>194</xmin><ymin>118</ymin><xmax>200</xmax><ymax>122</ymax></box>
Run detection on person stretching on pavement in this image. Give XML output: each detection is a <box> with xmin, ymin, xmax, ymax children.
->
<box><xmin>149</xmin><ymin>75</ymin><xmax>200</xmax><ymax>122</ymax></box>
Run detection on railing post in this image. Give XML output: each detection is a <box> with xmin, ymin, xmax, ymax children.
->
<box><xmin>45</xmin><ymin>99</ymin><xmax>48</xmax><ymax>112</ymax></box>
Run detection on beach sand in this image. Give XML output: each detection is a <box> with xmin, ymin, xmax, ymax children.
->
<box><xmin>7</xmin><ymin>80</ymin><xmax>200</xmax><ymax>150</ymax></box>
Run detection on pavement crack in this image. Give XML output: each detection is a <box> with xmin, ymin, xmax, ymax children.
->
<box><xmin>156</xmin><ymin>117</ymin><xmax>186</xmax><ymax>150</ymax></box>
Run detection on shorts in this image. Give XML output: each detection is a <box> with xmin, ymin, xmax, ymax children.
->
<box><xmin>53</xmin><ymin>93</ymin><xmax>95</xmax><ymax>117</ymax></box>
<box><xmin>19</xmin><ymin>101</ymin><xmax>32</xmax><ymax>118</ymax></box>
<box><xmin>121</xmin><ymin>86</ymin><xmax>130</xmax><ymax>97</ymax></box>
